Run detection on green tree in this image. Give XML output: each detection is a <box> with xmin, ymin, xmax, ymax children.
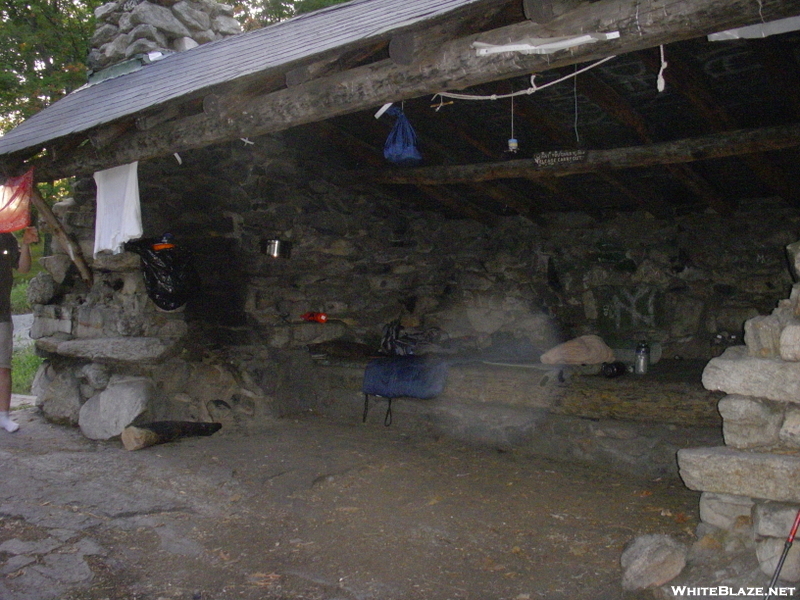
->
<box><xmin>0</xmin><ymin>0</ymin><xmax>102</xmax><ymax>133</ymax></box>
<box><xmin>236</xmin><ymin>0</ymin><xmax>349</xmax><ymax>30</ymax></box>
<box><xmin>0</xmin><ymin>0</ymin><xmax>350</xmax><ymax>130</ymax></box>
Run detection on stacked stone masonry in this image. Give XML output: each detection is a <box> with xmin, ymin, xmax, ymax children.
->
<box><xmin>89</xmin><ymin>0</ymin><xmax>242</xmax><ymax>73</ymax></box>
<box><xmin>678</xmin><ymin>247</ymin><xmax>800</xmax><ymax>585</ymax></box>
<box><xmin>27</xmin><ymin>135</ymin><xmax>800</xmax><ymax>450</ymax></box>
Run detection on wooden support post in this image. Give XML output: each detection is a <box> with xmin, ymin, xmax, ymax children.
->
<box><xmin>30</xmin><ymin>186</ymin><xmax>93</xmax><ymax>286</ymax></box>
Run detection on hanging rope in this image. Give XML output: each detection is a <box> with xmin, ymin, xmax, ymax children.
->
<box><xmin>508</xmin><ymin>94</ymin><xmax>518</xmax><ymax>152</ymax></box>
<box><xmin>573</xmin><ymin>64</ymin><xmax>581</xmax><ymax>144</ymax></box>
<box><xmin>432</xmin><ymin>55</ymin><xmax>617</xmax><ymax>104</ymax></box>
<box><xmin>510</xmin><ymin>95</ymin><xmax>515</xmax><ymax>140</ymax></box>
<box><xmin>657</xmin><ymin>45</ymin><xmax>668</xmax><ymax>92</ymax></box>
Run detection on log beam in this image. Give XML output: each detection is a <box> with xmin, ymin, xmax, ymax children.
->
<box><xmin>641</xmin><ymin>47</ymin><xmax>800</xmax><ymax>206</ymax></box>
<box><xmin>577</xmin><ymin>70</ymin><xmax>733</xmax><ymax>213</ymax></box>
<box><xmin>349</xmin><ymin>123</ymin><xmax>800</xmax><ymax>194</ymax></box>
<box><xmin>23</xmin><ymin>0</ymin><xmax>800</xmax><ymax>181</ymax></box>
<box><xmin>31</xmin><ymin>187</ymin><xmax>93</xmax><ymax>286</ymax></box>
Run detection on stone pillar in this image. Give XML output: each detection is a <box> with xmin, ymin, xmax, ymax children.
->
<box><xmin>88</xmin><ymin>0</ymin><xmax>243</xmax><ymax>74</ymax></box>
<box><xmin>678</xmin><ymin>244</ymin><xmax>800</xmax><ymax>583</ymax></box>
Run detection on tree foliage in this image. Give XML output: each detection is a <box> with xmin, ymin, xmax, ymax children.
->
<box><xmin>236</xmin><ymin>0</ymin><xmax>349</xmax><ymax>30</ymax></box>
<box><xmin>0</xmin><ymin>0</ymin><xmax>102</xmax><ymax>133</ymax></box>
<box><xmin>0</xmin><ymin>0</ymin><xmax>349</xmax><ymax>132</ymax></box>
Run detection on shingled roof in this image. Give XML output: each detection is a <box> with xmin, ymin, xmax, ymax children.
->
<box><xmin>3</xmin><ymin>0</ymin><xmax>800</xmax><ymax>221</ymax></box>
<box><xmin>0</xmin><ymin>0</ymin><xmax>487</xmax><ymax>158</ymax></box>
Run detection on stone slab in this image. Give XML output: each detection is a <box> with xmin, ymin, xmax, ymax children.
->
<box><xmin>757</xmin><ymin>537</ymin><xmax>800</xmax><ymax>582</ymax></box>
<box><xmin>317</xmin><ymin>362</ymin><xmax>722</xmax><ymax>479</ymax></box>
<box><xmin>10</xmin><ymin>394</ymin><xmax>36</xmax><ymax>410</ymax></box>
<box><xmin>698</xmin><ymin>492</ymin><xmax>754</xmax><ymax>530</ymax></box>
<box><xmin>717</xmin><ymin>394</ymin><xmax>784</xmax><ymax>449</ymax></box>
<box><xmin>744</xmin><ymin>314</ymin><xmax>783</xmax><ymax>358</ymax></box>
<box><xmin>781</xmin><ymin>406</ymin><xmax>800</xmax><ymax>448</ymax></box>
<box><xmin>678</xmin><ymin>446</ymin><xmax>800</xmax><ymax>503</ymax></box>
<box><xmin>35</xmin><ymin>336</ymin><xmax>176</xmax><ymax>364</ymax></box>
<box><xmin>702</xmin><ymin>346</ymin><xmax>800</xmax><ymax>403</ymax></box>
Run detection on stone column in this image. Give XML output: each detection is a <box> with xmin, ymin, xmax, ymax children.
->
<box><xmin>678</xmin><ymin>243</ymin><xmax>800</xmax><ymax>582</ymax></box>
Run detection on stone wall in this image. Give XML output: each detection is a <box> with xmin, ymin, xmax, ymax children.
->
<box><xmin>28</xmin><ymin>131</ymin><xmax>800</xmax><ymax>442</ymax></box>
<box><xmin>88</xmin><ymin>0</ymin><xmax>242</xmax><ymax>74</ymax></box>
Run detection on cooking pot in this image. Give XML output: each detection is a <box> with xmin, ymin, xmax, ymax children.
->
<box><xmin>261</xmin><ymin>239</ymin><xmax>291</xmax><ymax>259</ymax></box>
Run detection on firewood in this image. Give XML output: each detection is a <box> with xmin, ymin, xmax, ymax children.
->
<box><xmin>121</xmin><ymin>421</ymin><xmax>222</xmax><ymax>451</ymax></box>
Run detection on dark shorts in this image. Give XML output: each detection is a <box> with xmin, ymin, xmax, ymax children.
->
<box><xmin>0</xmin><ymin>321</ymin><xmax>12</xmax><ymax>369</ymax></box>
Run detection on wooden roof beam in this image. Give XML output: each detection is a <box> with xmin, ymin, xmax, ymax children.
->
<box><xmin>408</xmin><ymin>106</ymin><xmax>552</xmax><ymax>221</ymax></box>
<box><xmin>318</xmin><ymin>121</ymin><xmax>494</xmax><ymax>222</ymax></box>
<box><xmin>286</xmin><ymin>42</ymin><xmax>388</xmax><ymax>87</ymax></box>
<box><xmin>388</xmin><ymin>0</ymin><xmax>522</xmax><ymax>66</ymax></box>
<box><xmin>506</xmin><ymin>91</ymin><xmax>673</xmax><ymax>216</ymax></box>
<box><xmin>576</xmin><ymin>70</ymin><xmax>734</xmax><ymax>214</ymax></box>
<box><xmin>350</xmin><ymin>123</ymin><xmax>800</xmax><ymax>204</ymax></box>
<box><xmin>641</xmin><ymin>47</ymin><xmax>800</xmax><ymax>206</ymax></box>
<box><xmin>24</xmin><ymin>0</ymin><xmax>800</xmax><ymax>180</ymax></box>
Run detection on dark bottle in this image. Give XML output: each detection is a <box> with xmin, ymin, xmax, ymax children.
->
<box><xmin>601</xmin><ymin>361</ymin><xmax>627</xmax><ymax>378</ymax></box>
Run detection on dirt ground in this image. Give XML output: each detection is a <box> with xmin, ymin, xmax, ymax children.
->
<box><xmin>0</xmin><ymin>406</ymin><xmax>702</xmax><ymax>600</ymax></box>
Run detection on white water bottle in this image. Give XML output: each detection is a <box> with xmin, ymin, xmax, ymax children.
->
<box><xmin>634</xmin><ymin>341</ymin><xmax>650</xmax><ymax>375</ymax></box>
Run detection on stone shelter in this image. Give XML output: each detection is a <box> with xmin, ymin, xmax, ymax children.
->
<box><xmin>2</xmin><ymin>0</ymin><xmax>800</xmax><ymax>592</ymax></box>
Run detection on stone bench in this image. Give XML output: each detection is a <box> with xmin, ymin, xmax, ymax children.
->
<box><xmin>314</xmin><ymin>357</ymin><xmax>724</xmax><ymax>479</ymax></box>
<box><xmin>35</xmin><ymin>336</ymin><xmax>178</xmax><ymax>364</ymax></box>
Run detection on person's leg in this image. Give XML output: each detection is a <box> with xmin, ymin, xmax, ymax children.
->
<box><xmin>0</xmin><ymin>367</ymin><xmax>16</xmax><ymax>432</ymax></box>
<box><xmin>0</xmin><ymin>321</ymin><xmax>18</xmax><ymax>432</ymax></box>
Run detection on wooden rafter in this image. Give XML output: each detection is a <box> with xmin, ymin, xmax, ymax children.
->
<box><xmin>317</xmin><ymin>121</ymin><xmax>490</xmax><ymax>222</ymax></box>
<box><xmin>640</xmin><ymin>47</ymin><xmax>799</xmax><ymax>206</ymax></box>
<box><xmin>512</xmin><ymin>92</ymin><xmax>671</xmax><ymax>215</ymax></box>
<box><xmin>349</xmin><ymin>123</ymin><xmax>800</xmax><ymax>199</ymax></box>
<box><xmin>20</xmin><ymin>0</ymin><xmax>800</xmax><ymax>181</ymax></box>
<box><xmin>577</xmin><ymin>70</ymin><xmax>734</xmax><ymax>214</ymax></box>
<box><xmin>409</xmin><ymin>105</ymin><xmax>551</xmax><ymax>221</ymax></box>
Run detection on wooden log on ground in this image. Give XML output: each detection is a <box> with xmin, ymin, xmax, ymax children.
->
<box><xmin>121</xmin><ymin>421</ymin><xmax>222</xmax><ymax>451</ymax></box>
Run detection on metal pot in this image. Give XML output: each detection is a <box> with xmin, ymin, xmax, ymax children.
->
<box><xmin>261</xmin><ymin>239</ymin><xmax>291</xmax><ymax>259</ymax></box>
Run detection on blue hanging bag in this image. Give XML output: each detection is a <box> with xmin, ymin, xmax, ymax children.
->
<box><xmin>383</xmin><ymin>106</ymin><xmax>422</xmax><ymax>166</ymax></box>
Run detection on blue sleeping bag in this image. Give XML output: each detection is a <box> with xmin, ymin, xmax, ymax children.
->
<box><xmin>362</xmin><ymin>356</ymin><xmax>448</xmax><ymax>425</ymax></box>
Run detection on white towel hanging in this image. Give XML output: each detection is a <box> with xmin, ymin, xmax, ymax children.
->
<box><xmin>93</xmin><ymin>162</ymin><xmax>143</xmax><ymax>257</ymax></box>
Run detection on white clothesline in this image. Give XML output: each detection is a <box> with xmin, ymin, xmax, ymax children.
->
<box><xmin>432</xmin><ymin>55</ymin><xmax>617</xmax><ymax>104</ymax></box>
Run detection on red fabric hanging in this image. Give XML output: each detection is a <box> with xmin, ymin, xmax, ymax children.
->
<box><xmin>0</xmin><ymin>169</ymin><xmax>33</xmax><ymax>233</ymax></box>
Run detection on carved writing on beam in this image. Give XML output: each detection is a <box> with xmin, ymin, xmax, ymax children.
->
<box><xmin>533</xmin><ymin>149</ymin><xmax>587</xmax><ymax>167</ymax></box>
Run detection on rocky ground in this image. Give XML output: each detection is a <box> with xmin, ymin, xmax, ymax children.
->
<box><xmin>0</xmin><ymin>404</ymin><xmax>704</xmax><ymax>600</ymax></box>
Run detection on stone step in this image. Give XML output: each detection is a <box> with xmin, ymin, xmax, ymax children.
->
<box><xmin>703</xmin><ymin>346</ymin><xmax>800</xmax><ymax>403</ymax></box>
<box><xmin>678</xmin><ymin>446</ymin><xmax>800</xmax><ymax>503</ymax></box>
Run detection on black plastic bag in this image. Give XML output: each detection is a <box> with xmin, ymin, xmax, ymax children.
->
<box><xmin>383</xmin><ymin>106</ymin><xmax>422</xmax><ymax>166</ymax></box>
<box><xmin>125</xmin><ymin>235</ymin><xmax>199</xmax><ymax>311</ymax></box>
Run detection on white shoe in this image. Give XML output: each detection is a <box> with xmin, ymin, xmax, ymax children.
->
<box><xmin>0</xmin><ymin>416</ymin><xmax>19</xmax><ymax>433</ymax></box>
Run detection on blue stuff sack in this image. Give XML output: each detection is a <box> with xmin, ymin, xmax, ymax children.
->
<box><xmin>383</xmin><ymin>106</ymin><xmax>422</xmax><ymax>166</ymax></box>
<box><xmin>362</xmin><ymin>356</ymin><xmax>448</xmax><ymax>426</ymax></box>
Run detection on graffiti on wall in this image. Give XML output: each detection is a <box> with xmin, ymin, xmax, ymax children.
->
<box><xmin>595</xmin><ymin>285</ymin><xmax>664</xmax><ymax>332</ymax></box>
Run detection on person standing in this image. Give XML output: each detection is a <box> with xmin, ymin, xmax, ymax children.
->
<box><xmin>0</xmin><ymin>227</ymin><xmax>37</xmax><ymax>433</ymax></box>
